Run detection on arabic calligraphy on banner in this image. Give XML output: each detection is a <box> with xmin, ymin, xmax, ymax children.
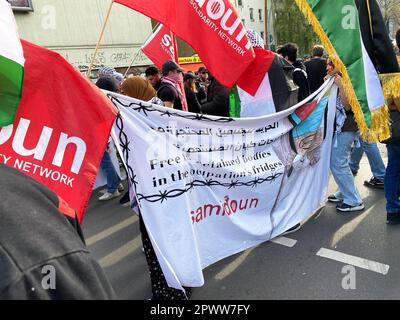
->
<box><xmin>108</xmin><ymin>79</ymin><xmax>336</xmax><ymax>290</ymax></box>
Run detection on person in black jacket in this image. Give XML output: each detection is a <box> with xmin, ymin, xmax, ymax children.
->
<box><xmin>0</xmin><ymin>164</ymin><xmax>116</xmax><ymax>299</ymax></box>
<box><xmin>184</xmin><ymin>73</ymin><xmax>202</xmax><ymax>114</ymax></box>
<box><xmin>304</xmin><ymin>45</ymin><xmax>327</xmax><ymax>94</ymax></box>
<box><xmin>278</xmin><ymin>43</ymin><xmax>310</xmax><ymax>102</ymax></box>
<box><xmin>200</xmin><ymin>74</ymin><xmax>230</xmax><ymax>117</ymax></box>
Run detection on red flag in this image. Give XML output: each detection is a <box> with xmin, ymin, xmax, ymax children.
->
<box><xmin>115</xmin><ymin>0</ymin><xmax>255</xmax><ymax>88</ymax></box>
<box><xmin>0</xmin><ymin>40</ymin><xmax>117</xmax><ymax>222</ymax></box>
<box><xmin>142</xmin><ymin>24</ymin><xmax>189</xmax><ymax>111</ymax></box>
<box><xmin>142</xmin><ymin>24</ymin><xmax>177</xmax><ymax>70</ymax></box>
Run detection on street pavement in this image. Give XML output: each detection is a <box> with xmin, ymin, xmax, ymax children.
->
<box><xmin>82</xmin><ymin>146</ymin><xmax>400</xmax><ymax>300</ymax></box>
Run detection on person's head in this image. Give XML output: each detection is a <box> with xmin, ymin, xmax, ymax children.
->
<box><xmin>145</xmin><ymin>66</ymin><xmax>161</xmax><ymax>88</ymax></box>
<box><xmin>198</xmin><ymin>67</ymin><xmax>209</xmax><ymax>81</ymax></box>
<box><xmin>184</xmin><ymin>73</ymin><xmax>197</xmax><ymax>92</ymax></box>
<box><xmin>396</xmin><ymin>28</ymin><xmax>400</xmax><ymax>50</ymax></box>
<box><xmin>162</xmin><ymin>60</ymin><xmax>184</xmax><ymax>83</ymax></box>
<box><xmin>97</xmin><ymin>66</ymin><xmax>124</xmax><ymax>85</ymax></box>
<box><xmin>277</xmin><ymin>43</ymin><xmax>298</xmax><ymax>64</ymax></box>
<box><xmin>95</xmin><ymin>76</ymin><xmax>119</xmax><ymax>93</ymax></box>
<box><xmin>312</xmin><ymin>45</ymin><xmax>325</xmax><ymax>58</ymax></box>
<box><xmin>98</xmin><ymin>66</ymin><xmax>116</xmax><ymax>79</ymax></box>
<box><xmin>121</xmin><ymin>76</ymin><xmax>157</xmax><ymax>101</ymax></box>
<box><xmin>326</xmin><ymin>58</ymin><xmax>341</xmax><ymax>77</ymax></box>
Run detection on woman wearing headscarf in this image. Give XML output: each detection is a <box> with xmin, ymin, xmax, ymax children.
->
<box><xmin>120</xmin><ymin>76</ymin><xmax>191</xmax><ymax>300</ymax></box>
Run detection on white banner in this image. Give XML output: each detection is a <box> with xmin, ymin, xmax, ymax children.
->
<box><xmin>109</xmin><ymin>79</ymin><xmax>336</xmax><ymax>290</ymax></box>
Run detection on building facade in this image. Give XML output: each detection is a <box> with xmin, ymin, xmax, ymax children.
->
<box><xmin>230</xmin><ymin>0</ymin><xmax>276</xmax><ymax>49</ymax></box>
<box><xmin>12</xmin><ymin>0</ymin><xmax>153</xmax><ymax>75</ymax></box>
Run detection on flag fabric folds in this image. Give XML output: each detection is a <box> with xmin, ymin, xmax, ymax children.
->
<box><xmin>115</xmin><ymin>0</ymin><xmax>255</xmax><ymax>88</ymax></box>
<box><xmin>141</xmin><ymin>24</ymin><xmax>177</xmax><ymax>70</ymax></box>
<box><xmin>0</xmin><ymin>0</ymin><xmax>24</xmax><ymax>127</ymax></box>
<box><xmin>0</xmin><ymin>40</ymin><xmax>118</xmax><ymax>222</ymax></box>
<box><xmin>294</xmin><ymin>0</ymin><xmax>393</xmax><ymax>141</ymax></box>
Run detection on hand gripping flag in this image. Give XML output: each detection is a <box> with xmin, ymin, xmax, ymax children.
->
<box><xmin>0</xmin><ymin>0</ymin><xmax>24</xmax><ymax>127</ymax></box>
<box><xmin>295</xmin><ymin>0</ymin><xmax>399</xmax><ymax>142</ymax></box>
<box><xmin>0</xmin><ymin>40</ymin><xmax>118</xmax><ymax>222</ymax></box>
<box><xmin>114</xmin><ymin>0</ymin><xmax>255</xmax><ymax>88</ymax></box>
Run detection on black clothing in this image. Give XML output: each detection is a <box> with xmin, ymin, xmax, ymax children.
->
<box><xmin>201</xmin><ymin>78</ymin><xmax>230</xmax><ymax>117</ymax></box>
<box><xmin>195</xmin><ymin>80</ymin><xmax>207</xmax><ymax>104</ymax></box>
<box><xmin>341</xmin><ymin>111</ymin><xmax>359</xmax><ymax>132</ymax></box>
<box><xmin>355</xmin><ymin>0</ymin><xmax>400</xmax><ymax>74</ymax></box>
<box><xmin>0</xmin><ymin>164</ymin><xmax>116</xmax><ymax>300</ymax></box>
<box><xmin>139</xmin><ymin>215</ymin><xmax>191</xmax><ymax>300</ymax></box>
<box><xmin>185</xmin><ymin>87</ymin><xmax>202</xmax><ymax>114</ymax></box>
<box><xmin>269</xmin><ymin>54</ymin><xmax>299</xmax><ymax>112</ymax></box>
<box><xmin>304</xmin><ymin>57</ymin><xmax>327</xmax><ymax>93</ymax></box>
<box><xmin>153</xmin><ymin>80</ymin><xmax>162</xmax><ymax>91</ymax></box>
<box><xmin>157</xmin><ymin>83</ymin><xmax>183</xmax><ymax>111</ymax></box>
<box><xmin>292</xmin><ymin>60</ymin><xmax>310</xmax><ymax>102</ymax></box>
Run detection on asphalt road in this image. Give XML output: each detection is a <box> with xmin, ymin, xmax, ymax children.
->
<box><xmin>82</xmin><ymin>146</ymin><xmax>400</xmax><ymax>300</ymax></box>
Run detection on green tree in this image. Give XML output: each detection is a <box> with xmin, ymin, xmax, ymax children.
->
<box><xmin>274</xmin><ymin>0</ymin><xmax>318</xmax><ymax>57</ymax></box>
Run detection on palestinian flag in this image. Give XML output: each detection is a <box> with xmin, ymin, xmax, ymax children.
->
<box><xmin>0</xmin><ymin>0</ymin><xmax>24</xmax><ymax>127</ymax></box>
<box><xmin>295</xmin><ymin>0</ymin><xmax>397</xmax><ymax>141</ymax></box>
<box><xmin>354</xmin><ymin>0</ymin><xmax>400</xmax><ymax>103</ymax></box>
<box><xmin>230</xmin><ymin>48</ymin><xmax>299</xmax><ymax>118</ymax></box>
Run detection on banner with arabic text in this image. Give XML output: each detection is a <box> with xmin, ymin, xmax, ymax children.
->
<box><xmin>109</xmin><ymin>79</ymin><xmax>336</xmax><ymax>290</ymax></box>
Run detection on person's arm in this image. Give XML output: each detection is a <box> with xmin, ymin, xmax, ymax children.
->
<box><xmin>163</xmin><ymin>101</ymin><xmax>174</xmax><ymax>108</ymax></box>
<box><xmin>334</xmin><ymin>75</ymin><xmax>351</xmax><ymax>111</ymax></box>
<box><xmin>157</xmin><ymin>87</ymin><xmax>175</xmax><ymax>109</ymax></box>
<box><xmin>186</xmin><ymin>89</ymin><xmax>202</xmax><ymax>114</ymax></box>
<box><xmin>201</xmin><ymin>85</ymin><xmax>229</xmax><ymax>115</ymax></box>
<box><xmin>293</xmin><ymin>71</ymin><xmax>310</xmax><ymax>102</ymax></box>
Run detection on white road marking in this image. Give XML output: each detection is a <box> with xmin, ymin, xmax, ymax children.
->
<box><xmin>270</xmin><ymin>236</ymin><xmax>298</xmax><ymax>248</ymax></box>
<box><xmin>99</xmin><ymin>234</ymin><xmax>142</xmax><ymax>268</ymax></box>
<box><xmin>215</xmin><ymin>247</ymin><xmax>257</xmax><ymax>280</ymax></box>
<box><xmin>86</xmin><ymin>215</ymin><xmax>137</xmax><ymax>246</ymax></box>
<box><xmin>316</xmin><ymin>248</ymin><xmax>390</xmax><ymax>275</ymax></box>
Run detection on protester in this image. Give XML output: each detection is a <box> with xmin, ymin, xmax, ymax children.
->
<box><xmin>119</xmin><ymin>75</ymin><xmax>191</xmax><ymax>299</ymax></box>
<box><xmin>200</xmin><ymin>73</ymin><xmax>230</xmax><ymax>117</ymax></box>
<box><xmin>96</xmin><ymin>77</ymin><xmax>123</xmax><ymax>201</ymax></box>
<box><xmin>145</xmin><ymin>66</ymin><xmax>162</xmax><ymax>91</ymax></box>
<box><xmin>304</xmin><ymin>45</ymin><xmax>327</xmax><ymax>94</ymax></box>
<box><xmin>98</xmin><ymin>66</ymin><xmax>124</xmax><ymax>85</ymax></box>
<box><xmin>349</xmin><ymin>139</ymin><xmax>386</xmax><ymax>189</ymax></box>
<box><xmin>277</xmin><ymin>43</ymin><xmax>310</xmax><ymax>102</ymax></box>
<box><xmin>121</xmin><ymin>76</ymin><xmax>158</xmax><ymax>102</ymax></box>
<box><xmin>157</xmin><ymin>60</ymin><xmax>184</xmax><ymax>110</ymax></box>
<box><xmin>195</xmin><ymin>66</ymin><xmax>209</xmax><ymax>104</ymax></box>
<box><xmin>326</xmin><ymin>58</ymin><xmax>364</xmax><ymax>212</ymax></box>
<box><xmin>184</xmin><ymin>72</ymin><xmax>202</xmax><ymax>114</ymax></box>
<box><xmin>0</xmin><ymin>163</ymin><xmax>116</xmax><ymax>299</ymax></box>
<box><xmin>384</xmin><ymin>29</ymin><xmax>400</xmax><ymax>224</ymax></box>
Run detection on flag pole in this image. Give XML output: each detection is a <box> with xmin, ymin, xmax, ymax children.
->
<box><xmin>86</xmin><ymin>0</ymin><xmax>114</xmax><ymax>78</ymax></box>
<box><xmin>123</xmin><ymin>22</ymin><xmax>160</xmax><ymax>77</ymax></box>
<box><xmin>264</xmin><ymin>0</ymin><xmax>269</xmax><ymax>50</ymax></box>
<box><xmin>173</xmin><ymin>35</ymin><xmax>188</xmax><ymax>112</ymax></box>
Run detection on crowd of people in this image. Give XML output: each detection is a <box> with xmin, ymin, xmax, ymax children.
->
<box><xmin>86</xmin><ymin>27</ymin><xmax>400</xmax><ymax>300</ymax></box>
<box><xmin>1</xmin><ymin>22</ymin><xmax>399</xmax><ymax>299</ymax></box>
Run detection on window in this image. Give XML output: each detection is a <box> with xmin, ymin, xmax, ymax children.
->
<box><xmin>7</xmin><ymin>0</ymin><xmax>34</xmax><ymax>11</ymax></box>
<box><xmin>250</xmin><ymin>8</ymin><xmax>254</xmax><ymax>21</ymax></box>
<box><xmin>259</xmin><ymin>9</ymin><xmax>263</xmax><ymax>21</ymax></box>
<box><xmin>242</xmin><ymin>19</ymin><xmax>246</xmax><ymax>26</ymax></box>
<box><xmin>260</xmin><ymin>31</ymin><xmax>265</xmax><ymax>40</ymax></box>
<box><xmin>238</xmin><ymin>0</ymin><xmax>243</xmax><ymax>6</ymax></box>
